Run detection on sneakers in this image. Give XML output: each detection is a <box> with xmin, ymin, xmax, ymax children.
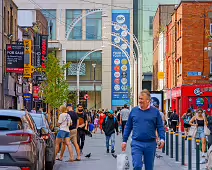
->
<box><xmin>106</xmin><ymin>149</ymin><xmax>109</xmax><ymax>153</ymax></box>
<box><xmin>202</xmin><ymin>152</ymin><xmax>207</xmax><ymax>157</ymax></box>
<box><xmin>111</xmin><ymin>149</ymin><xmax>115</xmax><ymax>153</ymax></box>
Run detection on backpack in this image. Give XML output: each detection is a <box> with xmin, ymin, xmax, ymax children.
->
<box><xmin>105</xmin><ymin>116</ymin><xmax>117</xmax><ymax>124</ymax></box>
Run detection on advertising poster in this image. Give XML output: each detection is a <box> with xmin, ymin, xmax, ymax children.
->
<box><xmin>6</xmin><ymin>44</ymin><xmax>24</xmax><ymax>73</ymax></box>
<box><xmin>40</xmin><ymin>35</ymin><xmax>48</xmax><ymax>68</ymax></box>
<box><xmin>111</xmin><ymin>10</ymin><xmax>130</xmax><ymax>107</ymax></box>
<box><xmin>150</xmin><ymin>91</ymin><xmax>164</xmax><ymax>112</ymax></box>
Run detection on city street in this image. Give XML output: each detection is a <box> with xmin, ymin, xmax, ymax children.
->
<box><xmin>53</xmin><ymin>133</ymin><xmax>185</xmax><ymax>170</ymax></box>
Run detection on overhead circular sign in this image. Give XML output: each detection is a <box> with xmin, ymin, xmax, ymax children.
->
<box><xmin>116</xmin><ymin>15</ymin><xmax>125</xmax><ymax>24</ymax></box>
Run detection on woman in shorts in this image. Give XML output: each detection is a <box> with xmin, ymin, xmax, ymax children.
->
<box><xmin>55</xmin><ymin>105</ymin><xmax>74</xmax><ymax>162</ymax></box>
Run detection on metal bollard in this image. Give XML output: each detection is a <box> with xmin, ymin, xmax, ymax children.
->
<box><xmin>188</xmin><ymin>136</ymin><xmax>192</xmax><ymax>170</ymax></box>
<box><xmin>181</xmin><ymin>133</ymin><xmax>185</xmax><ymax>165</ymax></box>
<box><xmin>196</xmin><ymin>138</ymin><xmax>200</xmax><ymax>170</ymax></box>
<box><xmin>166</xmin><ymin>130</ymin><xmax>169</xmax><ymax>155</ymax></box>
<box><xmin>170</xmin><ymin>130</ymin><xmax>174</xmax><ymax>158</ymax></box>
<box><xmin>175</xmin><ymin>131</ymin><xmax>179</xmax><ymax>161</ymax></box>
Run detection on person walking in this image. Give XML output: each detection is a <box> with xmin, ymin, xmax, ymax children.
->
<box><xmin>102</xmin><ymin>110</ymin><xmax>119</xmax><ymax>153</ymax></box>
<box><xmin>170</xmin><ymin>109</ymin><xmax>179</xmax><ymax>132</ymax></box>
<box><xmin>99</xmin><ymin>110</ymin><xmax>106</xmax><ymax>134</ymax></box>
<box><xmin>122</xmin><ymin>89</ymin><xmax>165</xmax><ymax>170</ymax></box>
<box><xmin>55</xmin><ymin>105</ymin><xmax>74</xmax><ymax>162</ymax></box>
<box><xmin>59</xmin><ymin>104</ymin><xmax>81</xmax><ymax>161</ymax></box>
<box><xmin>120</xmin><ymin>104</ymin><xmax>130</xmax><ymax>136</ymax></box>
<box><xmin>77</xmin><ymin>104</ymin><xmax>88</xmax><ymax>155</ymax></box>
<box><xmin>182</xmin><ymin>109</ymin><xmax>193</xmax><ymax>139</ymax></box>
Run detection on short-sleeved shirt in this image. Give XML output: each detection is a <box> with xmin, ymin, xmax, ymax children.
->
<box><xmin>78</xmin><ymin>112</ymin><xmax>87</xmax><ymax>129</ymax></box>
<box><xmin>68</xmin><ymin>111</ymin><xmax>78</xmax><ymax>130</ymax></box>
<box><xmin>120</xmin><ymin>108</ymin><xmax>130</xmax><ymax>121</ymax></box>
<box><xmin>58</xmin><ymin>113</ymin><xmax>72</xmax><ymax>132</ymax></box>
<box><xmin>160</xmin><ymin>111</ymin><xmax>165</xmax><ymax>125</ymax></box>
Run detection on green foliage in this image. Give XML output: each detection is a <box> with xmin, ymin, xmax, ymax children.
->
<box><xmin>40</xmin><ymin>52</ymin><xmax>71</xmax><ymax>109</ymax></box>
<box><xmin>125</xmin><ymin>87</ymin><xmax>134</xmax><ymax>107</ymax></box>
<box><xmin>67</xmin><ymin>92</ymin><xmax>77</xmax><ymax>106</ymax></box>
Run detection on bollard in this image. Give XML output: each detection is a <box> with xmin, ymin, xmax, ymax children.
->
<box><xmin>175</xmin><ymin>131</ymin><xmax>179</xmax><ymax>162</ymax></box>
<box><xmin>170</xmin><ymin>130</ymin><xmax>174</xmax><ymax>158</ymax></box>
<box><xmin>166</xmin><ymin>130</ymin><xmax>169</xmax><ymax>155</ymax></box>
<box><xmin>181</xmin><ymin>133</ymin><xmax>185</xmax><ymax>165</ymax></box>
<box><xmin>188</xmin><ymin>136</ymin><xmax>192</xmax><ymax>170</ymax></box>
<box><xmin>196</xmin><ymin>138</ymin><xmax>200</xmax><ymax>170</ymax></box>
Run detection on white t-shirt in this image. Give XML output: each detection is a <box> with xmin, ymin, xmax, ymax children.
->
<box><xmin>58</xmin><ymin>113</ymin><xmax>72</xmax><ymax>132</ymax></box>
<box><xmin>120</xmin><ymin>108</ymin><xmax>130</xmax><ymax>121</ymax></box>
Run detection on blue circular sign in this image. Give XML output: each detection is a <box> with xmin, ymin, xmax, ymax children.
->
<box><xmin>196</xmin><ymin>98</ymin><xmax>204</xmax><ymax>107</ymax></box>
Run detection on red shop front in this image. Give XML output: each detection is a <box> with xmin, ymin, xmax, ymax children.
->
<box><xmin>167</xmin><ymin>84</ymin><xmax>212</xmax><ymax>131</ymax></box>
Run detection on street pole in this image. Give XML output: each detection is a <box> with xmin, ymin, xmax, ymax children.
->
<box><xmin>92</xmin><ymin>63</ymin><xmax>96</xmax><ymax>109</ymax></box>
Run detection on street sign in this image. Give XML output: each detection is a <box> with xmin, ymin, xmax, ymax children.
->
<box><xmin>158</xmin><ymin>72</ymin><xmax>165</xmax><ymax>80</ymax></box>
<box><xmin>23</xmin><ymin>66</ymin><xmax>35</xmax><ymax>78</ymax></box>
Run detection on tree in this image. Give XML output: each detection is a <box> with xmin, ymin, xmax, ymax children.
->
<box><xmin>67</xmin><ymin>92</ymin><xmax>77</xmax><ymax>106</ymax></box>
<box><xmin>40</xmin><ymin>52</ymin><xmax>71</xmax><ymax>126</ymax></box>
<box><xmin>125</xmin><ymin>87</ymin><xmax>134</xmax><ymax>107</ymax></box>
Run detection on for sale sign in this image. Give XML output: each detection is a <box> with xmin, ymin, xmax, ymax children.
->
<box><xmin>6</xmin><ymin>44</ymin><xmax>24</xmax><ymax>73</ymax></box>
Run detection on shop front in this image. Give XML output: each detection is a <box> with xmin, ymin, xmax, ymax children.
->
<box><xmin>166</xmin><ymin>84</ymin><xmax>212</xmax><ymax>131</ymax></box>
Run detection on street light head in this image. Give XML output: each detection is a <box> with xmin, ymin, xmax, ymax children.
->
<box><xmin>102</xmin><ymin>12</ymin><xmax>108</xmax><ymax>17</ymax></box>
<box><xmin>101</xmin><ymin>45</ymin><xmax>105</xmax><ymax>48</ymax></box>
<box><xmin>92</xmin><ymin>63</ymin><xmax>96</xmax><ymax>68</ymax></box>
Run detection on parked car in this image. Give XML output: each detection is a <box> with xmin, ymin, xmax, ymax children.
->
<box><xmin>30</xmin><ymin>113</ymin><xmax>55</xmax><ymax>170</ymax></box>
<box><xmin>0</xmin><ymin>110</ymin><xmax>46</xmax><ymax>170</ymax></box>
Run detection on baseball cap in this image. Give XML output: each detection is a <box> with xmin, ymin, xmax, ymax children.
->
<box><xmin>109</xmin><ymin>110</ymin><xmax>114</xmax><ymax>114</ymax></box>
<box><xmin>67</xmin><ymin>104</ymin><xmax>72</xmax><ymax>107</ymax></box>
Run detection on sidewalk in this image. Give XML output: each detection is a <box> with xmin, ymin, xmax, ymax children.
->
<box><xmin>165</xmin><ymin>132</ymin><xmax>207</xmax><ymax>170</ymax></box>
<box><xmin>53</xmin><ymin>132</ymin><xmax>185</xmax><ymax>170</ymax></box>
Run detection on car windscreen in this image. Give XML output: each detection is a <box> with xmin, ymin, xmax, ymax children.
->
<box><xmin>31</xmin><ymin>116</ymin><xmax>45</xmax><ymax>128</ymax></box>
<box><xmin>0</xmin><ymin>116</ymin><xmax>23</xmax><ymax>131</ymax></box>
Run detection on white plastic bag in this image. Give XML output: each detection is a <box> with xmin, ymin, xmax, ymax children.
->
<box><xmin>117</xmin><ymin>153</ymin><xmax>130</xmax><ymax>170</ymax></box>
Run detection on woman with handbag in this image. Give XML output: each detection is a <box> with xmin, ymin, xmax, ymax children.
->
<box><xmin>189</xmin><ymin>108</ymin><xmax>208</xmax><ymax>158</ymax></box>
<box><xmin>55</xmin><ymin>105</ymin><xmax>74</xmax><ymax>162</ymax></box>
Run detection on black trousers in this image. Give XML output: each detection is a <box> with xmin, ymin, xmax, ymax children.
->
<box><xmin>171</xmin><ymin>121</ymin><xmax>178</xmax><ymax>132</ymax></box>
<box><xmin>122</xmin><ymin>121</ymin><xmax>127</xmax><ymax>136</ymax></box>
<box><xmin>77</xmin><ymin>130</ymin><xmax>85</xmax><ymax>151</ymax></box>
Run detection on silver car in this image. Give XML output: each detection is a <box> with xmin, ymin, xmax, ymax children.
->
<box><xmin>0</xmin><ymin>110</ymin><xmax>46</xmax><ymax>170</ymax></box>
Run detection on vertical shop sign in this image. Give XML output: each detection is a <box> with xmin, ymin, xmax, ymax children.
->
<box><xmin>111</xmin><ymin>10</ymin><xmax>130</xmax><ymax>106</ymax></box>
<box><xmin>40</xmin><ymin>35</ymin><xmax>48</xmax><ymax>69</ymax></box>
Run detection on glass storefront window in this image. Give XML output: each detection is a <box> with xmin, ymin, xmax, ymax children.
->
<box><xmin>66</xmin><ymin>10</ymin><xmax>82</xmax><ymax>40</ymax></box>
<box><xmin>42</xmin><ymin>10</ymin><xmax>56</xmax><ymax>40</ymax></box>
<box><xmin>66</xmin><ymin>51</ymin><xmax>102</xmax><ymax>81</ymax></box>
<box><xmin>86</xmin><ymin>12</ymin><xmax>102</xmax><ymax>40</ymax></box>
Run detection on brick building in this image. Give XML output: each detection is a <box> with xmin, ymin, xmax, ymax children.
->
<box><xmin>153</xmin><ymin>5</ymin><xmax>175</xmax><ymax>91</ymax></box>
<box><xmin>165</xmin><ymin>1</ymin><xmax>212</xmax><ymax>129</ymax></box>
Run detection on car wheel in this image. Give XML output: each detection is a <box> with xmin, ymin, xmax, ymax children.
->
<box><xmin>46</xmin><ymin>161</ymin><xmax>54</xmax><ymax>170</ymax></box>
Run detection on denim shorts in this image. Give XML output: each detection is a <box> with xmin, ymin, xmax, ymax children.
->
<box><xmin>57</xmin><ymin>130</ymin><xmax>70</xmax><ymax>139</ymax></box>
<box><xmin>196</xmin><ymin>126</ymin><xmax>205</xmax><ymax>139</ymax></box>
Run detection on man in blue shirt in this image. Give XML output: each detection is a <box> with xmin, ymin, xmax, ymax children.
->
<box><xmin>122</xmin><ymin>89</ymin><xmax>165</xmax><ymax>170</ymax></box>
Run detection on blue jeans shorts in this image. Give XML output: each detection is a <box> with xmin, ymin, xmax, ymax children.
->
<box><xmin>57</xmin><ymin>130</ymin><xmax>70</xmax><ymax>139</ymax></box>
<box><xmin>196</xmin><ymin>126</ymin><xmax>205</xmax><ymax>139</ymax></box>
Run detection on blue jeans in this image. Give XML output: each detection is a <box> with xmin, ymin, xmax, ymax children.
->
<box><xmin>131</xmin><ymin>140</ymin><xmax>156</xmax><ymax>170</ymax></box>
<box><xmin>106</xmin><ymin>133</ymin><xmax>115</xmax><ymax>150</ymax></box>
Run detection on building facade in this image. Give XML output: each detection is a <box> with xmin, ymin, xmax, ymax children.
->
<box><xmin>3</xmin><ymin>0</ymin><xmax>18</xmax><ymax>109</ymax></box>
<box><xmin>165</xmin><ymin>1</ymin><xmax>212</xmax><ymax>130</ymax></box>
<box><xmin>153</xmin><ymin>5</ymin><xmax>175</xmax><ymax>91</ymax></box>
<box><xmin>14</xmin><ymin>0</ymin><xmax>135</xmax><ymax>110</ymax></box>
<box><xmin>0</xmin><ymin>0</ymin><xmax>3</xmax><ymax>108</ymax></box>
<box><xmin>133</xmin><ymin>0</ymin><xmax>178</xmax><ymax>90</ymax></box>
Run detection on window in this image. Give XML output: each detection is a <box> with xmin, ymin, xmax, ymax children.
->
<box><xmin>177</xmin><ymin>57</ymin><xmax>182</xmax><ymax>75</ymax></box>
<box><xmin>0</xmin><ymin>116</ymin><xmax>23</xmax><ymax>130</ymax></box>
<box><xmin>86</xmin><ymin>12</ymin><xmax>102</xmax><ymax>40</ymax></box>
<box><xmin>149</xmin><ymin>16</ymin><xmax>154</xmax><ymax>35</ymax></box>
<box><xmin>42</xmin><ymin>10</ymin><xmax>56</xmax><ymax>40</ymax></box>
<box><xmin>177</xmin><ymin>19</ymin><xmax>182</xmax><ymax>39</ymax></box>
<box><xmin>66</xmin><ymin>10</ymin><xmax>82</xmax><ymax>40</ymax></box>
<box><xmin>66</xmin><ymin>51</ymin><xmax>102</xmax><ymax>80</ymax></box>
<box><xmin>210</xmin><ymin>57</ymin><xmax>212</xmax><ymax>74</ymax></box>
